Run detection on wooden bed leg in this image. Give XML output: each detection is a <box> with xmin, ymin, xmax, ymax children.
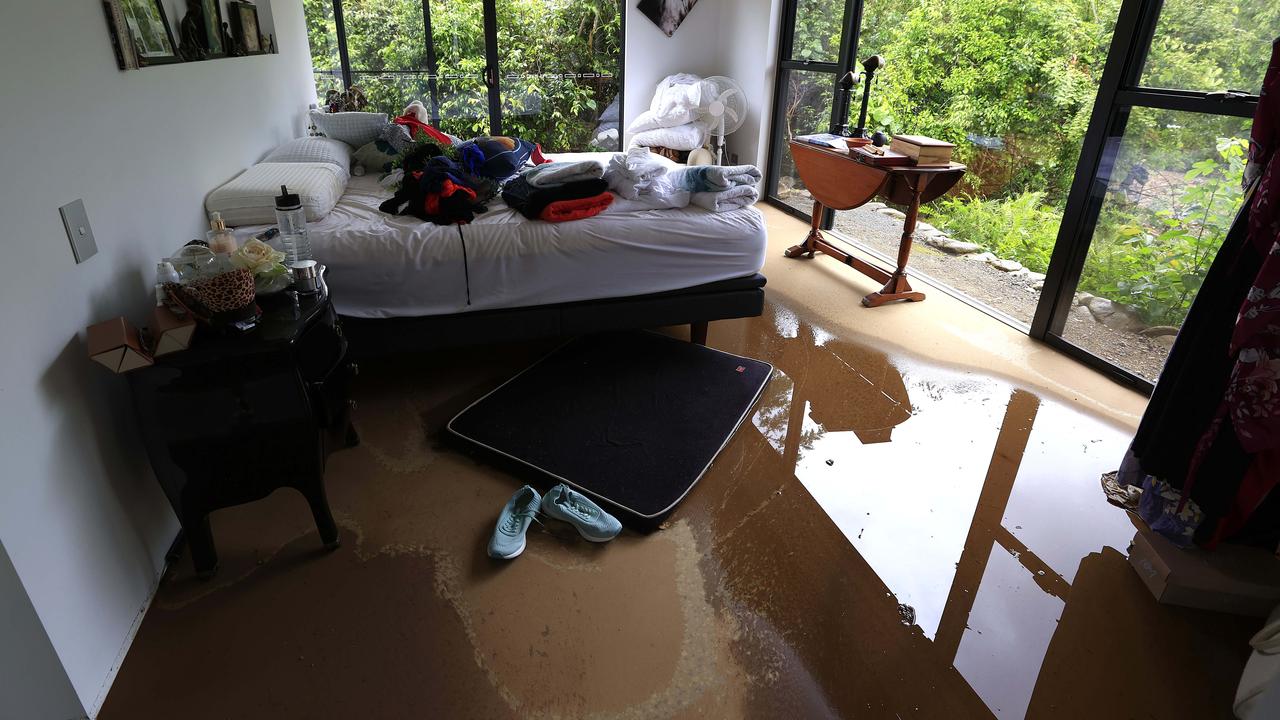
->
<box><xmin>690</xmin><ymin>321</ymin><xmax>709</xmax><ymax>345</ymax></box>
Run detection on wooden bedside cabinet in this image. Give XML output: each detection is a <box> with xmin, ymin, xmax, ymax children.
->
<box><xmin>129</xmin><ymin>273</ymin><xmax>357</xmax><ymax>578</ymax></box>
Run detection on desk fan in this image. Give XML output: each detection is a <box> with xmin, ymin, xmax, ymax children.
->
<box><xmin>699</xmin><ymin>76</ymin><xmax>747</xmax><ymax>165</ymax></box>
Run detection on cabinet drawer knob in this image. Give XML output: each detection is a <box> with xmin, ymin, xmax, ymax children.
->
<box><xmin>348</xmin><ymin>399</ymin><xmax>358</xmax><ymax>412</ymax></box>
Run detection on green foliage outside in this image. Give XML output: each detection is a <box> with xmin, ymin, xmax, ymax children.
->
<box><xmin>1080</xmin><ymin>137</ymin><xmax>1249</xmax><ymax>325</ymax></box>
<box><xmin>303</xmin><ymin>0</ymin><xmax>621</xmax><ymax>152</ymax></box>
<box><xmin>783</xmin><ymin>0</ymin><xmax>1277</xmax><ymax>325</ymax></box>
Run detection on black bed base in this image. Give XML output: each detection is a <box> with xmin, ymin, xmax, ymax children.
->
<box><xmin>340</xmin><ymin>273</ymin><xmax>767</xmax><ymax>358</ymax></box>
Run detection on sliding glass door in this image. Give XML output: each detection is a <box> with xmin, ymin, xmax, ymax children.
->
<box><xmin>765</xmin><ymin>0</ymin><xmax>1277</xmax><ymax>391</ymax></box>
<box><xmin>1034</xmin><ymin>0</ymin><xmax>1275</xmax><ymax>385</ymax></box>
<box><xmin>304</xmin><ymin>0</ymin><xmax>623</xmax><ymax>151</ymax></box>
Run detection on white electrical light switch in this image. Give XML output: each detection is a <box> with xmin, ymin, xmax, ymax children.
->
<box><xmin>59</xmin><ymin>199</ymin><xmax>98</xmax><ymax>264</ymax></box>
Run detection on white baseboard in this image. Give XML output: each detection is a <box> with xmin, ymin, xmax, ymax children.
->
<box><xmin>85</xmin><ymin>542</ymin><xmax>173</xmax><ymax>719</ymax></box>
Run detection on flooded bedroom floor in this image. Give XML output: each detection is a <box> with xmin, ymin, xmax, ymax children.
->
<box><xmin>97</xmin><ymin>207</ymin><xmax>1256</xmax><ymax>719</ymax></box>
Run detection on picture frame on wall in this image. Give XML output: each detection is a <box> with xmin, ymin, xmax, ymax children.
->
<box><xmin>201</xmin><ymin>0</ymin><xmax>225</xmax><ymax>56</ymax></box>
<box><xmin>228</xmin><ymin>1</ymin><xmax>262</xmax><ymax>55</ymax></box>
<box><xmin>175</xmin><ymin>0</ymin><xmax>225</xmax><ymax>60</ymax></box>
<box><xmin>119</xmin><ymin>0</ymin><xmax>181</xmax><ymax>65</ymax></box>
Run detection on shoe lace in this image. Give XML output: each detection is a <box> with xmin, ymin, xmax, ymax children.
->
<box><xmin>557</xmin><ymin>493</ymin><xmax>596</xmax><ymax>520</ymax></box>
<box><xmin>501</xmin><ymin>509</ymin><xmax>540</xmax><ymax>535</ymax></box>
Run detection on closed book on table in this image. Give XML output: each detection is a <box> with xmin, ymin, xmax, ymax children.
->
<box><xmin>87</xmin><ymin>316</ymin><xmax>153</xmax><ymax>373</ymax></box>
<box><xmin>795</xmin><ymin>133</ymin><xmax>849</xmax><ymax>151</ymax></box>
<box><xmin>889</xmin><ymin>134</ymin><xmax>955</xmax><ymax>166</ymax></box>
<box><xmin>850</xmin><ymin>145</ymin><xmax>914</xmax><ymax>166</ymax></box>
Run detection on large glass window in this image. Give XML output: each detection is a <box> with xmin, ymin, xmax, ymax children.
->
<box><xmin>304</xmin><ymin>0</ymin><xmax>622</xmax><ymax>150</ymax></box>
<box><xmin>1061</xmin><ymin>110</ymin><xmax>1252</xmax><ymax>380</ymax></box>
<box><xmin>1036</xmin><ymin>0</ymin><xmax>1274</xmax><ymax>385</ymax></box>
<box><xmin>766</xmin><ymin>0</ymin><xmax>1276</xmax><ymax>391</ymax></box>
<box><xmin>774</xmin><ymin>69</ymin><xmax>837</xmax><ymax>216</ymax></box>
<box><xmin>1138</xmin><ymin>0</ymin><xmax>1279</xmax><ymax>94</ymax></box>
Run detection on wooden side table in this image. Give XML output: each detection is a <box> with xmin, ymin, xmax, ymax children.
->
<box><xmin>129</xmin><ymin>273</ymin><xmax>357</xmax><ymax>578</ymax></box>
<box><xmin>785</xmin><ymin>140</ymin><xmax>966</xmax><ymax>307</ymax></box>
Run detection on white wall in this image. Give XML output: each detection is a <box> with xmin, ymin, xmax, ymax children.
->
<box><xmin>0</xmin><ymin>1</ymin><xmax>315</xmax><ymax>717</ymax></box>
<box><xmin>624</xmin><ymin>0</ymin><xmax>783</xmax><ymax>173</ymax></box>
<box><xmin>0</xmin><ymin>542</ymin><xmax>83</xmax><ymax>720</ymax></box>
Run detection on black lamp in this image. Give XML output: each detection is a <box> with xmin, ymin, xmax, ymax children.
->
<box><xmin>846</xmin><ymin>55</ymin><xmax>885</xmax><ymax>138</ymax></box>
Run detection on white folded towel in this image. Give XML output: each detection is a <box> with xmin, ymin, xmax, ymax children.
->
<box><xmin>522</xmin><ymin>160</ymin><xmax>605</xmax><ymax>188</ymax></box>
<box><xmin>690</xmin><ymin>185</ymin><xmax>759</xmax><ymax>212</ymax></box>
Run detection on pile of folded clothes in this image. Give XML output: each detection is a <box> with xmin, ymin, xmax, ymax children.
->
<box><xmin>625</xmin><ymin>74</ymin><xmax>714</xmax><ymax>153</ymax></box>
<box><xmin>502</xmin><ymin>159</ymin><xmax>613</xmax><ymax>222</ymax></box>
<box><xmin>668</xmin><ymin>164</ymin><xmax>762</xmax><ymax>212</ymax></box>
<box><xmin>602</xmin><ymin>148</ymin><xmax>761</xmax><ymax>213</ymax></box>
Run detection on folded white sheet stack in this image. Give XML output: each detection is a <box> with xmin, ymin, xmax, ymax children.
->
<box><xmin>602</xmin><ymin>148</ymin><xmax>760</xmax><ymax>213</ymax></box>
<box><xmin>626</xmin><ymin>74</ymin><xmax>714</xmax><ymax>152</ymax></box>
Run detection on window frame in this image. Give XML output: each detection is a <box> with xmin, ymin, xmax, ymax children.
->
<box><xmin>764</xmin><ymin>0</ymin><xmax>1264</xmax><ymax>394</ymax></box>
<box><xmin>320</xmin><ymin>0</ymin><xmax>625</xmax><ymax>141</ymax></box>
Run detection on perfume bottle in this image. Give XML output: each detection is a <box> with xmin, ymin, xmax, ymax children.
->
<box><xmin>206</xmin><ymin>212</ymin><xmax>238</xmax><ymax>254</ymax></box>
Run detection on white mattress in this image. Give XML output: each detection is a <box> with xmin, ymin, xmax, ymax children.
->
<box><xmin>244</xmin><ymin>153</ymin><xmax>767</xmax><ymax>319</ymax></box>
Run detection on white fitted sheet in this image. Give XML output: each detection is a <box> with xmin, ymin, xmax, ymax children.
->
<box><xmin>244</xmin><ymin>153</ymin><xmax>767</xmax><ymax>319</ymax></box>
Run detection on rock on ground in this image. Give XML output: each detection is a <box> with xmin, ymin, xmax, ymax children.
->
<box><xmin>989</xmin><ymin>257</ymin><xmax>1023</xmax><ymax>272</ymax></box>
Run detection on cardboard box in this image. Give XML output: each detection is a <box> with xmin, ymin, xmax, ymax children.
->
<box><xmin>1128</xmin><ymin>528</ymin><xmax>1280</xmax><ymax>617</ymax></box>
<box><xmin>149</xmin><ymin>305</ymin><xmax>195</xmax><ymax>356</ymax></box>
<box><xmin>87</xmin><ymin>316</ymin><xmax>153</xmax><ymax>373</ymax></box>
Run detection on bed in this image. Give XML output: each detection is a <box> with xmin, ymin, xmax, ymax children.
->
<box><xmin>240</xmin><ymin>152</ymin><xmax>768</xmax><ymax>356</ymax></box>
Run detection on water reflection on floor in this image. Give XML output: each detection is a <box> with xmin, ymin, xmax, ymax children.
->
<box><xmin>719</xmin><ymin>302</ymin><xmax>1234</xmax><ymax>719</ymax></box>
<box><xmin>99</xmin><ymin>298</ymin><xmax>1254</xmax><ymax>720</ymax></box>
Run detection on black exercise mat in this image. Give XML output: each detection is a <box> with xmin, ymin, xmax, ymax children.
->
<box><xmin>448</xmin><ymin>331</ymin><xmax>772</xmax><ymax>523</ymax></box>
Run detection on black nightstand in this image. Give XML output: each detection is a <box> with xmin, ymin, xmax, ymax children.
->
<box><xmin>129</xmin><ymin>272</ymin><xmax>357</xmax><ymax>578</ymax></box>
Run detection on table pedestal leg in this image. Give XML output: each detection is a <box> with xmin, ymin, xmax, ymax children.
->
<box><xmin>785</xmin><ymin>202</ymin><xmax>824</xmax><ymax>259</ymax></box>
<box><xmin>861</xmin><ymin>178</ymin><xmax>928</xmax><ymax>307</ymax></box>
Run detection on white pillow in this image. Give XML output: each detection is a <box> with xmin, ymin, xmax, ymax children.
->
<box><xmin>626</xmin><ymin>107</ymin><xmax>700</xmax><ymax>134</ymax></box>
<box><xmin>261</xmin><ymin>137</ymin><xmax>352</xmax><ymax>169</ymax></box>
<box><xmin>205</xmin><ymin>162</ymin><xmax>349</xmax><ymax>226</ymax></box>
<box><xmin>629</xmin><ymin>121</ymin><xmax>710</xmax><ymax>152</ymax></box>
<box><xmin>310</xmin><ymin>110</ymin><xmax>389</xmax><ymax>148</ymax></box>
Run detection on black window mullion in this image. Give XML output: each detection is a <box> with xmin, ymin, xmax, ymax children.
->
<box><xmin>1031</xmin><ymin>0</ymin><xmax>1147</xmax><ymax>339</ymax></box>
<box><xmin>421</xmin><ymin>0</ymin><xmax>442</xmax><ymax>125</ymax></box>
<box><xmin>820</xmin><ymin>0</ymin><xmax>862</xmax><ymax>231</ymax></box>
<box><xmin>779</xmin><ymin>60</ymin><xmax>842</xmax><ymax>73</ymax></box>
<box><xmin>482</xmin><ymin>0</ymin><xmax>502</xmax><ymax>136</ymax></box>
<box><xmin>331</xmin><ymin>0</ymin><xmax>353</xmax><ymax>89</ymax></box>
<box><xmin>1115</xmin><ymin>89</ymin><xmax>1259</xmax><ymax>118</ymax></box>
<box><xmin>766</xmin><ymin>0</ymin><xmax>801</xmax><ymax>202</ymax></box>
<box><xmin>829</xmin><ymin>0</ymin><xmax>861</xmax><ymax>134</ymax></box>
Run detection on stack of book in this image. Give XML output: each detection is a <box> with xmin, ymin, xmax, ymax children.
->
<box><xmin>888</xmin><ymin>135</ymin><xmax>955</xmax><ymax>166</ymax></box>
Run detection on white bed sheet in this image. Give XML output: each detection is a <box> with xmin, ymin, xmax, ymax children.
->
<box><xmin>243</xmin><ymin>153</ymin><xmax>767</xmax><ymax>319</ymax></box>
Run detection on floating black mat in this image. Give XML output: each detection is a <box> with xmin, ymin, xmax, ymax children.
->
<box><xmin>448</xmin><ymin>331</ymin><xmax>773</xmax><ymax>524</ymax></box>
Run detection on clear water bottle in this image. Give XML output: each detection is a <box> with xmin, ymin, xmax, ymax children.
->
<box><xmin>274</xmin><ymin>185</ymin><xmax>312</xmax><ymax>264</ymax></box>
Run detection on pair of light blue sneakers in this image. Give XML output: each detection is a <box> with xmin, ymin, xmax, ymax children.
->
<box><xmin>487</xmin><ymin>484</ymin><xmax>623</xmax><ymax>560</ymax></box>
